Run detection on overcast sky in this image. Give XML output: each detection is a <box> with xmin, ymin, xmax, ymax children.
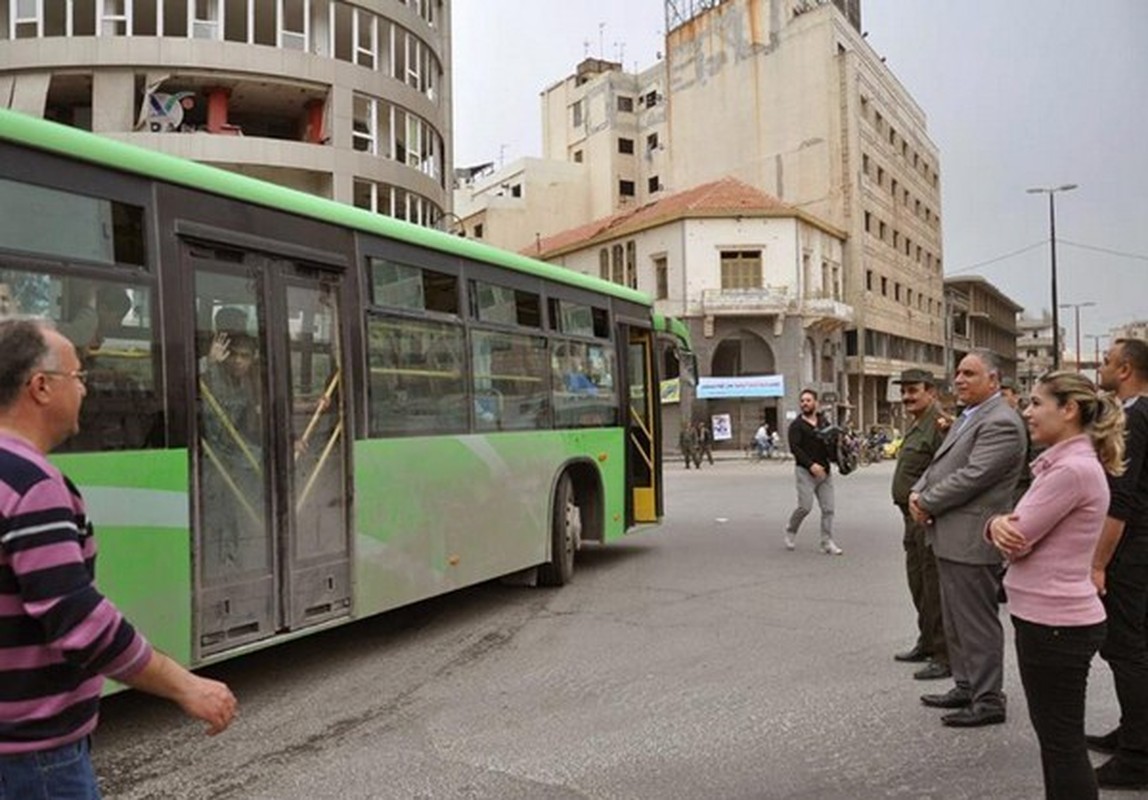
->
<box><xmin>452</xmin><ymin>1</ymin><xmax>1146</xmax><ymax>349</ymax></box>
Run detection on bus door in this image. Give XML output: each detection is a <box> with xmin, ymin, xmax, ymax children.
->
<box><xmin>625</xmin><ymin>326</ymin><xmax>661</xmax><ymax>524</ymax></box>
<box><xmin>189</xmin><ymin>245</ymin><xmax>350</xmax><ymax>657</ymax></box>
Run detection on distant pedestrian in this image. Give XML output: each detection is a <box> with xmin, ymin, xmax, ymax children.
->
<box><xmin>696</xmin><ymin>420</ymin><xmax>713</xmax><ymax>465</ymax></box>
<box><xmin>680</xmin><ymin>423</ymin><xmax>700</xmax><ymax>469</ymax></box>
<box><xmin>784</xmin><ymin>389</ymin><xmax>842</xmax><ymax>555</ymax></box>
<box><xmin>989</xmin><ymin>371</ymin><xmax>1125</xmax><ymax>799</ymax></box>
<box><xmin>890</xmin><ymin>369</ymin><xmax>950</xmax><ymax>681</ymax></box>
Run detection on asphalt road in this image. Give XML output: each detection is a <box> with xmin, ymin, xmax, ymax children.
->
<box><xmin>93</xmin><ymin>459</ymin><xmax>1139</xmax><ymax>799</ymax></box>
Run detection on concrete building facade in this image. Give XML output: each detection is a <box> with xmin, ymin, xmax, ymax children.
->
<box><xmin>457</xmin><ymin>0</ymin><xmax>944</xmax><ymax>428</ymax></box>
<box><xmin>534</xmin><ymin>177</ymin><xmax>852</xmax><ymax>453</ymax></box>
<box><xmin>943</xmin><ymin>276</ymin><xmax>1022</xmax><ymax>381</ymax></box>
<box><xmin>0</xmin><ymin>0</ymin><xmax>452</xmax><ymax>224</ymax></box>
<box><xmin>1016</xmin><ymin>313</ymin><xmax>1062</xmax><ymax>395</ymax></box>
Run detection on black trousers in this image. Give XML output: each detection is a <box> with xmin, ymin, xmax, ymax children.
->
<box><xmin>1099</xmin><ymin>557</ymin><xmax>1148</xmax><ymax>767</ymax></box>
<box><xmin>901</xmin><ymin>508</ymin><xmax>947</xmax><ymax>664</ymax></box>
<box><xmin>1014</xmin><ymin>616</ymin><xmax>1106</xmax><ymax>800</ymax></box>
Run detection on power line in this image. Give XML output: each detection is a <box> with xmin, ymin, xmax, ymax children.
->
<box><xmin>946</xmin><ymin>240</ymin><xmax>1046</xmax><ymax>276</ymax></box>
<box><xmin>945</xmin><ymin>238</ymin><xmax>1148</xmax><ymax>277</ymax></box>
<box><xmin>1060</xmin><ymin>240</ymin><xmax>1148</xmax><ymax>262</ymax></box>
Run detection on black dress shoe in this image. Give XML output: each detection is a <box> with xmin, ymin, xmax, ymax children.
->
<box><xmin>942</xmin><ymin>706</ymin><xmax>1006</xmax><ymax>728</ymax></box>
<box><xmin>894</xmin><ymin>643</ymin><xmax>930</xmax><ymax>663</ymax></box>
<box><xmin>1085</xmin><ymin>728</ymin><xmax>1120</xmax><ymax>754</ymax></box>
<box><xmin>913</xmin><ymin>661</ymin><xmax>952</xmax><ymax>681</ymax></box>
<box><xmin>921</xmin><ymin>687</ymin><xmax>972</xmax><ymax>709</ymax></box>
<box><xmin>1096</xmin><ymin>756</ymin><xmax>1148</xmax><ymax>789</ymax></box>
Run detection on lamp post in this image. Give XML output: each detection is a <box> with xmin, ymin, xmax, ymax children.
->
<box><xmin>1027</xmin><ymin>184</ymin><xmax>1078</xmax><ymax>370</ymax></box>
<box><xmin>1058</xmin><ymin>301</ymin><xmax>1096</xmax><ymax>370</ymax></box>
<box><xmin>1084</xmin><ymin>333</ymin><xmax>1107</xmax><ymax>382</ymax></box>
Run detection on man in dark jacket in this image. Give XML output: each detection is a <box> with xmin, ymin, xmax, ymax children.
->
<box><xmin>890</xmin><ymin>369</ymin><xmax>950</xmax><ymax>680</ymax></box>
<box><xmin>784</xmin><ymin>388</ymin><xmax>842</xmax><ymax>555</ymax></box>
<box><xmin>1089</xmin><ymin>337</ymin><xmax>1148</xmax><ymax>789</ymax></box>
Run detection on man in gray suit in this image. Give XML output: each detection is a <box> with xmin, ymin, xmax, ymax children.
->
<box><xmin>909</xmin><ymin>349</ymin><xmax>1027</xmax><ymax>727</ymax></box>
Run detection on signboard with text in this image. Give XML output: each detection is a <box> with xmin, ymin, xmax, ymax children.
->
<box><xmin>696</xmin><ymin>374</ymin><xmax>785</xmax><ymax>399</ymax></box>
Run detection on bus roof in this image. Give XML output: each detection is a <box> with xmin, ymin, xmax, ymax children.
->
<box><xmin>0</xmin><ymin>109</ymin><xmax>651</xmax><ymax>307</ymax></box>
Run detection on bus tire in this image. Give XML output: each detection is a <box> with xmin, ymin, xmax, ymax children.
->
<box><xmin>539</xmin><ymin>472</ymin><xmax>580</xmax><ymax>587</ymax></box>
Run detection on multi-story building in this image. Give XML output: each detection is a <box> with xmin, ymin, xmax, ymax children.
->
<box><xmin>943</xmin><ymin>276</ymin><xmax>1021</xmax><ymax>379</ymax></box>
<box><xmin>458</xmin><ymin>0</ymin><xmax>944</xmax><ymax>427</ymax></box>
<box><xmin>533</xmin><ymin>176</ymin><xmax>851</xmax><ymax>452</ymax></box>
<box><xmin>1016</xmin><ymin>313</ymin><xmax>1063</xmax><ymax>395</ymax></box>
<box><xmin>0</xmin><ymin>0</ymin><xmax>451</xmax><ymax>224</ymax></box>
<box><xmin>1112</xmin><ymin>319</ymin><xmax>1148</xmax><ymax>343</ymax></box>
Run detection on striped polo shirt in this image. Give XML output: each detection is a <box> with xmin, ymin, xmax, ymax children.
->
<box><xmin>0</xmin><ymin>433</ymin><xmax>152</xmax><ymax>755</ymax></box>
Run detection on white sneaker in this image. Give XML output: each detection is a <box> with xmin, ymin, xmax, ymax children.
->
<box><xmin>821</xmin><ymin>540</ymin><xmax>843</xmax><ymax>555</ymax></box>
<box><xmin>784</xmin><ymin>533</ymin><xmax>796</xmax><ymax>551</ymax></box>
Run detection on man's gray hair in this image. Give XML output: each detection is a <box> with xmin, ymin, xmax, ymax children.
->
<box><xmin>967</xmin><ymin>348</ymin><xmax>1002</xmax><ymax>380</ymax></box>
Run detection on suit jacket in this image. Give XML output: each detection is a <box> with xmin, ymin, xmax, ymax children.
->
<box><xmin>911</xmin><ymin>393</ymin><xmax>1027</xmax><ymax>565</ymax></box>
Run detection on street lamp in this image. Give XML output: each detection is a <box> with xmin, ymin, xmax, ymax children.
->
<box><xmin>1059</xmin><ymin>301</ymin><xmax>1096</xmax><ymax>370</ymax></box>
<box><xmin>1084</xmin><ymin>333</ymin><xmax>1108</xmax><ymax>382</ymax></box>
<box><xmin>1027</xmin><ymin>184</ymin><xmax>1078</xmax><ymax>370</ymax></box>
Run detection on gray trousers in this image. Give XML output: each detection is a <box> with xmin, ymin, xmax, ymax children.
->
<box><xmin>786</xmin><ymin>467</ymin><xmax>834</xmax><ymax>542</ymax></box>
<box><xmin>937</xmin><ymin>557</ymin><xmax>1005</xmax><ymax>711</ymax></box>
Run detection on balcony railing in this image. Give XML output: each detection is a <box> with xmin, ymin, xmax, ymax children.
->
<box><xmin>701</xmin><ymin>288</ymin><xmax>793</xmax><ymax>316</ymax></box>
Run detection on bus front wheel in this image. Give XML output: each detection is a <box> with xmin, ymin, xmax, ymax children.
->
<box><xmin>539</xmin><ymin>473</ymin><xmax>581</xmax><ymax>586</ymax></box>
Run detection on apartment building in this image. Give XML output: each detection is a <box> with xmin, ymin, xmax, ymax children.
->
<box><xmin>1016</xmin><ymin>313</ymin><xmax>1062</xmax><ymax>395</ymax></box>
<box><xmin>534</xmin><ymin>176</ymin><xmax>852</xmax><ymax>451</ymax></box>
<box><xmin>943</xmin><ymin>276</ymin><xmax>1021</xmax><ymax>380</ymax></box>
<box><xmin>458</xmin><ymin>0</ymin><xmax>944</xmax><ymax>427</ymax></box>
<box><xmin>0</xmin><ymin>0</ymin><xmax>451</xmax><ymax>224</ymax></box>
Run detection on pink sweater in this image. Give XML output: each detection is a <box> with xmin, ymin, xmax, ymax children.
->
<box><xmin>997</xmin><ymin>434</ymin><xmax>1109</xmax><ymax>627</ymax></box>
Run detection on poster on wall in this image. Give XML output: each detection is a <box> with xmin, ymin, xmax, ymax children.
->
<box><xmin>711</xmin><ymin>413</ymin><xmax>733</xmax><ymax>441</ymax></box>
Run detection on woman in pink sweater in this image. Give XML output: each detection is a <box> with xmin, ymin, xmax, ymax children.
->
<box><xmin>988</xmin><ymin>371</ymin><xmax>1125</xmax><ymax>800</ymax></box>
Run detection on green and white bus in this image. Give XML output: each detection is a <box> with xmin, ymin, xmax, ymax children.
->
<box><xmin>0</xmin><ymin>109</ymin><xmax>692</xmax><ymax>668</ymax></box>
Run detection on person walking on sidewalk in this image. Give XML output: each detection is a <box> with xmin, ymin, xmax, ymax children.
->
<box><xmin>784</xmin><ymin>388</ymin><xmax>842</xmax><ymax>555</ymax></box>
<box><xmin>890</xmin><ymin>368</ymin><xmax>950</xmax><ymax>681</ymax></box>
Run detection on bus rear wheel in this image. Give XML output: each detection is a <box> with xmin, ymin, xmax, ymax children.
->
<box><xmin>539</xmin><ymin>473</ymin><xmax>581</xmax><ymax>586</ymax></box>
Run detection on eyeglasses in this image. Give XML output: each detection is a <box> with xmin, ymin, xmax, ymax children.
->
<box><xmin>33</xmin><ymin>369</ymin><xmax>88</xmax><ymax>386</ymax></box>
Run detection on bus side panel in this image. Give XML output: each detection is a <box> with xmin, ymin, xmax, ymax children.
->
<box><xmin>352</xmin><ymin>429</ymin><xmax>625</xmax><ymax>618</ymax></box>
<box><xmin>49</xmin><ymin>450</ymin><xmax>193</xmax><ymax>666</ymax></box>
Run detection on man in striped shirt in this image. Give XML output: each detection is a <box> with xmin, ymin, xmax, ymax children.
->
<box><xmin>0</xmin><ymin>319</ymin><xmax>236</xmax><ymax>798</ymax></box>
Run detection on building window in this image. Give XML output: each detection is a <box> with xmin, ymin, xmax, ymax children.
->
<box><xmin>877</xmin><ymin>166</ymin><xmax>885</xmax><ymax>188</ymax></box>
<box><xmin>618</xmin><ymin>137</ymin><xmax>634</xmax><ymax>154</ymax></box>
<box><xmin>865</xmin><ymin>269</ymin><xmax>873</xmax><ymax>291</ymax></box>
<box><xmin>862</xmin><ymin>153</ymin><xmax>869</xmax><ymax>176</ymax></box>
<box><xmin>879</xmin><ymin>221</ymin><xmax>887</xmax><ymax>241</ymax></box>
<box><xmin>646</xmin><ymin>132</ymin><xmax>659</xmax><ymax>151</ymax></box>
<box><xmin>599</xmin><ymin>248</ymin><xmax>609</xmax><ymax>281</ymax></box>
<box><xmin>880</xmin><ymin>276</ymin><xmax>888</xmax><ymax>296</ymax></box>
<box><xmin>619</xmin><ymin>180</ymin><xmax>635</xmax><ymax>197</ymax></box>
<box><xmin>510</xmin><ymin>184</ymin><xmax>522</xmax><ymax>198</ymax></box>
<box><xmin>654</xmin><ymin>256</ymin><xmax>668</xmax><ymax>300</ymax></box>
<box><xmin>473</xmin><ymin>223</ymin><xmax>483</xmax><ymax>239</ymax></box>
<box><xmin>720</xmin><ymin>250</ymin><xmax>762</xmax><ymax>290</ymax></box>
<box><xmin>611</xmin><ymin>244</ymin><xmax>624</xmax><ymax>284</ymax></box>
<box><xmin>572</xmin><ymin>100</ymin><xmax>582</xmax><ymax>127</ymax></box>
<box><xmin>625</xmin><ymin>240</ymin><xmax>637</xmax><ymax>289</ymax></box>
<box><xmin>894</xmin><ymin>283</ymin><xmax>902</xmax><ymax>302</ymax></box>
<box><xmin>864</xmin><ymin>211</ymin><xmax>872</xmax><ymax>233</ymax></box>
<box><xmin>573</xmin><ymin>150</ymin><xmax>583</xmax><ymax>163</ymax></box>
<box><xmin>617</xmin><ymin>95</ymin><xmax>634</xmax><ymax>113</ymax></box>
<box><xmin>648</xmin><ymin>176</ymin><xmax>661</xmax><ymax>193</ymax></box>
<box><xmin>645</xmin><ymin>90</ymin><xmax>658</xmax><ymax>107</ymax></box>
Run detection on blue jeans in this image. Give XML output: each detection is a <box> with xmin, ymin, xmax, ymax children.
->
<box><xmin>1014</xmin><ymin>616</ymin><xmax>1106</xmax><ymax>800</ymax></box>
<box><xmin>0</xmin><ymin>738</ymin><xmax>101</xmax><ymax>800</ymax></box>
